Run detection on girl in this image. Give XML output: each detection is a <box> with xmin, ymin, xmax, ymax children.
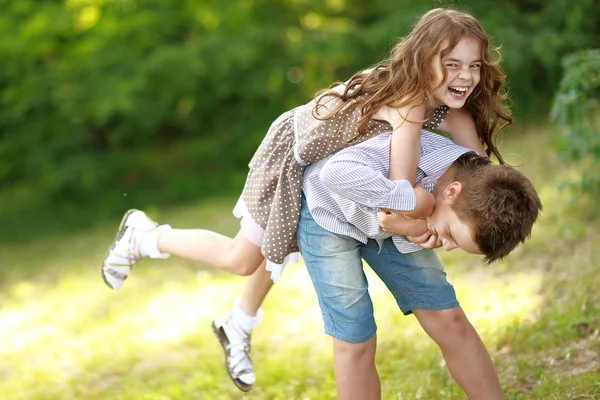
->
<box><xmin>101</xmin><ymin>8</ymin><xmax>512</xmax><ymax>391</ymax></box>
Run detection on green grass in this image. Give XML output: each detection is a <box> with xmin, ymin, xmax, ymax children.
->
<box><xmin>1</xmin><ymin>122</ymin><xmax>599</xmax><ymax>399</ymax></box>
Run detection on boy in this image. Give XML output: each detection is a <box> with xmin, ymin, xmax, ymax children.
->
<box><xmin>293</xmin><ymin>130</ymin><xmax>540</xmax><ymax>399</ymax></box>
<box><xmin>212</xmin><ymin>129</ymin><xmax>540</xmax><ymax>397</ymax></box>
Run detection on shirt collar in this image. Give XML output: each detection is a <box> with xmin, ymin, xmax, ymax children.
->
<box><xmin>419</xmin><ymin>142</ymin><xmax>475</xmax><ymax>179</ymax></box>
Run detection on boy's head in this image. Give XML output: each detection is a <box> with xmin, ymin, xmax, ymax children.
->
<box><xmin>426</xmin><ymin>152</ymin><xmax>542</xmax><ymax>262</ymax></box>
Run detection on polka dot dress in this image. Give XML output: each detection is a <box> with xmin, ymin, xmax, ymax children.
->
<box><xmin>423</xmin><ymin>105</ymin><xmax>449</xmax><ymax>130</ymax></box>
<box><xmin>241</xmin><ymin>98</ymin><xmax>449</xmax><ymax>265</ymax></box>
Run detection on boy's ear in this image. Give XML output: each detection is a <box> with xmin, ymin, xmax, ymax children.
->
<box><xmin>443</xmin><ymin>181</ymin><xmax>463</xmax><ymax>203</ymax></box>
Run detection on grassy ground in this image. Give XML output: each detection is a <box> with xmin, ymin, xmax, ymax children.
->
<box><xmin>1</xmin><ymin>123</ymin><xmax>599</xmax><ymax>399</ymax></box>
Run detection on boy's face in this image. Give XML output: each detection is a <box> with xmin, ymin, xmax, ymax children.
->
<box><xmin>426</xmin><ymin>182</ymin><xmax>482</xmax><ymax>254</ymax></box>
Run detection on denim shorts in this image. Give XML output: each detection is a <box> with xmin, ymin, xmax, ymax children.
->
<box><xmin>297</xmin><ymin>197</ymin><xmax>459</xmax><ymax>344</ymax></box>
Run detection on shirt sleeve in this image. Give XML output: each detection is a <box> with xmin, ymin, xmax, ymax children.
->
<box><xmin>319</xmin><ymin>143</ymin><xmax>416</xmax><ymax>212</ymax></box>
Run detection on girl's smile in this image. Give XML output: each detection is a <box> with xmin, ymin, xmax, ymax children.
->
<box><xmin>431</xmin><ymin>36</ymin><xmax>482</xmax><ymax>108</ymax></box>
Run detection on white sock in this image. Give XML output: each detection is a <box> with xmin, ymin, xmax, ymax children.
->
<box><xmin>232</xmin><ymin>298</ymin><xmax>263</xmax><ymax>333</ymax></box>
<box><xmin>139</xmin><ymin>224</ymin><xmax>172</xmax><ymax>259</ymax></box>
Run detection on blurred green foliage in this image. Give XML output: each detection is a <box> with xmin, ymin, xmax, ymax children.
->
<box><xmin>0</xmin><ymin>0</ymin><xmax>599</xmax><ymax>239</ymax></box>
<box><xmin>551</xmin><ymin>49</ymin><xmax>600</xmax><ymax>194</ymax></box>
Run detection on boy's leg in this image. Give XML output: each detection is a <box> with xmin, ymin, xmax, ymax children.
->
<box><xmin>297</xmin><ymin>198</ymin><xmax>380</xmax><ymax>400</ymax></box>
<box><xmin>102</xmin><ymin>210</ymin><xmax>265</xmax><ymax>290</ymax></box>
<box><xmin>333</xmin><ymin>336</ymin><xmax>379</xmax><ymax>400</ymax></box>
<box><xmin>413</xmin><ymin>308</ymin><xmax>503</xmax><ymax>400</ymax></box>
<box><xmin>212</xmin><ymin>261</ymin><xmax>275</xmax><ymax>392</ymax></box>
<box><xmin>361</xmin><ymin>241</ymin><xmax>503</xmax><ymax>399</ymax></box>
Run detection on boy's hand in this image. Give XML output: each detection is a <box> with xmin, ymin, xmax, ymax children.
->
<box><xmin>406</xmin><ymin>230</ymin><xmax>442</xmax><ymax>249</ymax></box>
<box><xmin>377</xmin><ymin>212</ymin><xmax>429</xmax><ymax>237</ymax></box>
<box><xmin>404</xmin><ymin>184</ymin><xmax>435</xmax><ymax>220</ymax></box>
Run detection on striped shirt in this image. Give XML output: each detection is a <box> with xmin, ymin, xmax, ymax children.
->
<box><xmin>302</xmin><ymin>130</ymin><xmax>474</xmax><ymax>253</ymax></box>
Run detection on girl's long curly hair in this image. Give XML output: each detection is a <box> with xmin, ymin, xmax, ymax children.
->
<box><xmin>313</xmin><ymin>7</ymin><xmax>512</xmax><ymax>163</ymax></box>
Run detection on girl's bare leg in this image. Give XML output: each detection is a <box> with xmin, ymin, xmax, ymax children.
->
<box><xmin>102</xmin><ymin>210</ymin><xmax>267</xmax><ymax>290</ymax></box>
<box><xmin>102</xmin><ymin>209</ymin><xmax>275</xmax><ymax>391</ymax></box>
<box><xmin>157</xmin><ymin>228</ymin><xmax>265</xmax><ymax>276</ymax></box>
<box><xmin>239</xmin><ymin>261</ymin><xmax>275</xmax><ymax>314</ymax></box>
<box><xmin>212</xmin><ymin>262</ymin><xmax>276</xmax><ymax>391</ymax></box>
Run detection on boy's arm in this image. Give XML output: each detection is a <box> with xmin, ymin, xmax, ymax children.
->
<box><xmin>438</xmin><ymin>107</ymin><xmax>487</xmax><ymax>157</ymax></box>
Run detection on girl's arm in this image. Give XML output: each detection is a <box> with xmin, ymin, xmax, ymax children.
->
<box><xmin>373</xmin><ymin>101</ymin><xmax>435</xmax><ymax>218</ymax></box>
<box><xmin>377</xmin><ymin>209</ymin><xmax>429</xmax><ymax>237</ymax></box>
<box><xmin>374</xmin><ymin>101</ymin><xmax>424</xmax><ymax>184</ymax></box>
<box><xmin>377</xmin><ymin>207</ymin><xmax>442</xmax><ymax>250</ymax></box>
<box><xmin>438</xmin><ymin>107</ymin><xmax>487</xmax><ymax>157</ymax></box>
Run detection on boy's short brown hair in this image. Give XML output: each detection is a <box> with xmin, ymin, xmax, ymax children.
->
<box><xmin>451</xmin><ymin>153</ymin><xmax>542</xmax><ymax>263</ymax></box>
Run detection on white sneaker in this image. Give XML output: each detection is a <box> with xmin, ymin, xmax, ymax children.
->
<box><xmin>102</xmin><ymin>209</ymin><xmax>158</xmax><ymax>290</ymax></box>
<box><xmin>212</xmin><ymin>310</ymin><xmax>256</xmax><ymax>392</ymax></box>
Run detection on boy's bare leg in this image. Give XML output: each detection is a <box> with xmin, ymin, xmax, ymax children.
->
<box><xmin>334</xmin><ymin>336</ymin><xmax>381</xmax><ymax>400</ymax></box>
<box><xmin>414</xmin><ymin>307</ymin><xmax>504</xmax><ymax>400</ymax></box>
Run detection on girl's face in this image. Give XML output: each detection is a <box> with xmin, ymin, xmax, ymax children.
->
<box><xmin>430</xmin><ymin>36</ymin><xmax>482</xmax><ymax>109</ymax></box>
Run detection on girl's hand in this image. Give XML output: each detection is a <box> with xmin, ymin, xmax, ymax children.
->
<box><xmin>406</xmin><ymin>230</ymin><xmax>442</xmax><ymax>250</ymax></box>
<box><xmin>377</xmin><ymin>212</ymin><xmax>429</xmax><ymax>236</ymax></box>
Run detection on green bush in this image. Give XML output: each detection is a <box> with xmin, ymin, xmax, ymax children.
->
<box><xmin>0</xmin><ymin>0</ymin><xmax>599</xmax><ymax>239</ymax></box>
<box><xmin>551</xmin><ymin>49</ymin><xmax>600</xmax><ymax>195</ymax></box>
